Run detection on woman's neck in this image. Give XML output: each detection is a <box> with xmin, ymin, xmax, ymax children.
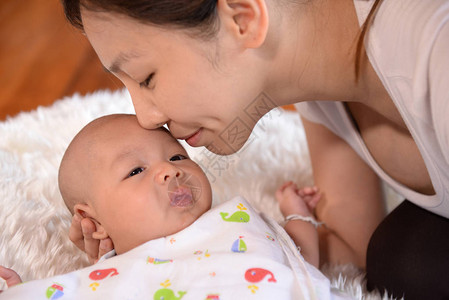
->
<box><xmin>265</xmin><ymin>0</ymin><xmax>374</xmax><ymax>107</ymax></box>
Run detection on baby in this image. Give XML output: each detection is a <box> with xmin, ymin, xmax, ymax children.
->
<box><xmin>0</xmin><ymin>114</ymin><xmax>348</xmax><ymax>299</ymax></box>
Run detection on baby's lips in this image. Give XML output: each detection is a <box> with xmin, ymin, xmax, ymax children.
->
<box><xmin>167</xmin><ymin>172</ymin><xmax>202</xmax><ymax>202</ymax></box>
<box><xmin>169</xmin><ymin>186</ymin><xmax>194</xmax><ymax>207</ymax></box>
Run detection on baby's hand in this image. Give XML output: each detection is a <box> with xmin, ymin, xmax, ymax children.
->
<box><xmin>69</xmin><ymin>214</ymin><xmax>114</xmax><ymax>264</ymax></box>
<box><xmin>0</xmin><ymin>266</ymin><xmax>22</xmax><ymax>292</ymax></box>
<box><xmin>276</xmin><ymin>181</ymin><xmax>321</xmax><ymax>217</ymax></box>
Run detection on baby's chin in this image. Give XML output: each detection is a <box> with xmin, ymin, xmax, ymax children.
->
<box><xmin>177</xmin><ymin>200</ymin><xmax>211</xmax><ymax>228</ymax></box>
<box><xmin>115</xmin><ymin>202</ymin><xmax>212</xmax><ymax>255</ymax></box>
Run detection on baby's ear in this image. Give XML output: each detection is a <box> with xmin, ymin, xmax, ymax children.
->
<box><xmin>74</xmin><ymin>203</ymin><xmax>109</xmax><ymax>240</ymax></box>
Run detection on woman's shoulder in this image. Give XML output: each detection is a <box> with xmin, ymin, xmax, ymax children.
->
<box><xmin>367</xmin><ymin>0</ymin><xmax>449</xmax><ymax>69</ymax></box>
<box><xmin>366</xmin><ymin>0</ymin><xmax>449</xmax><ymax>115</ymax></box>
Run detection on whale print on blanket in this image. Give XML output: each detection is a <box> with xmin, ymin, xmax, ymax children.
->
<box><xmin>89</xmin><ymin>268</ymin><xmax>119</xmax><ymax>281</ymax></box>
<box><xmin>245</xmin><ymin>268</ymin><xmax>277</xmax><ymax>283</ymax></box>
<box><xmin>219</xmin><ymin>203</ymin><xmax>250</xmax><ymax>222</ymax></box>
<box><xmin>153</xmin><ymin>288</ymin><xmax>186</xmax><ymax>300</ymax></box>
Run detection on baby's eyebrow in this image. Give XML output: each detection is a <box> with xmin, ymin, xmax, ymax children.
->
<box><xmin>114</xmin><ymin>149</ymin><xmax>133</xmax><ymax>162</ymax></box>
<box><xmin>167</xmin><ymin>139</ymin><xmax>188</xmax><ymax>154</ymax></box>
<box><xmin>110</xmin><ymin>148</ymin><xmax>141</xmax><ymax>171</ymax></box>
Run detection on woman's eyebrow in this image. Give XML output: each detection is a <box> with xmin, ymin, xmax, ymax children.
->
<box><xmin>108</xmin><ymin>50</ymin><xmax>142</xmax><ymax>73</ymax></box>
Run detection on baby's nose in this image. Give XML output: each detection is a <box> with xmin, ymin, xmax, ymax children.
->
<box><xmin>155</xmin><ymin>163</ymin><xmax>182</xmax><ymax>185</ymax></box>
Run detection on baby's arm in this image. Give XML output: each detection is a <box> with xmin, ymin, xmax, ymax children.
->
<box><xmin>0</xmin><ymin>266</ymin><xmax>22</xmax><ymax>292</ymax></box>
<box><xmin>276</xmin><ymin>182</ymin><xmax>321</xmax><ymax>267</ymax></box>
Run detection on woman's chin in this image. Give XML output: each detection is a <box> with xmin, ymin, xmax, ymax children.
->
<box><xmin>205</xmin><ymin>138</ymin><xmax>248</xmax><ymax>156</ymax></box>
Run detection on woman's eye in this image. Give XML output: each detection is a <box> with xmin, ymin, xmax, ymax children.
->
<box><xmin>128</xmin><ymin>167</ymin><xmax>144</xmax><ymax>178</ymax></box>
<box><xmin>139</xmin><ymin>73</ymin><xmax>155</xmax><ymax>88</ymax></box>
<box><xmin>169</xmin><ymin>154</ymin><xmax>187</xmax><ymax>162</ymax></box>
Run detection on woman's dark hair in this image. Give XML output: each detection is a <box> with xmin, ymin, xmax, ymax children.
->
<box><xmin>61</xmin><ymin>0</ymin><xmax>383</xmax><ymax>80</ymax></box>
<box><xmin>62</xmin><ymin>0</ymin><xmax>219</xmax><ymax>38</ymax></box>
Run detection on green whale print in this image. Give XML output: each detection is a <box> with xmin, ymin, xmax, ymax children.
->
<box><xmin>220</xmin><ymin>211</ymin><xmax>250</xmax><ymax>223</ymax></box>
<box><xmin>153</xmin><ymin>288</ymin><xmax>186</xmax><ymax>300</ymax></box>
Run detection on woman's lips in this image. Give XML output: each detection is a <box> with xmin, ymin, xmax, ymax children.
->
<box><xmin>184</xmin><ymin>128</ymin><xmax>202</xmax><ymax>147</ymax></box>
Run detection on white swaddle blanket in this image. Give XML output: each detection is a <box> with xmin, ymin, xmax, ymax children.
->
<box><xmin>0</xmin><ymin>197</ymin><xmax>351</xmax><ymax>299</ymax></box>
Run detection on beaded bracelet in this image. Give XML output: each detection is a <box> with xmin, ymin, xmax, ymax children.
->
<box><xmin>284</xmin><ymin>214</ymin><xmax>324</xmax><ymax>228</ymax></box>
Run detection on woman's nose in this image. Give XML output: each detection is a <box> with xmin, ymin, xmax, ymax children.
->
<box><xmin>129</xmin><ymin>89</ymin><xmax>169</xmax><ymax>129</ymax></box>
<box><xmin>154</xmin><ymin>162</ymin><xmax>183</xmax><ymax>185</ymax></box>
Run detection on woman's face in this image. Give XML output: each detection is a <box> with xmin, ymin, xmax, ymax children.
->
<box><xmin>81</xmin><ymin>9</ymin><xmax>274</xmax><ymax>155</ymax></box>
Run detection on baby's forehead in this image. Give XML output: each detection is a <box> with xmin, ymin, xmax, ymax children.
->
<box><xmin>85</xmin><ymin>116</ymin><xmax>172</xmax><ymax>140</ymax></box>
<box><xmin>87</xmin><ymin>121</ymin><xmax>180</xmax><ymax>152</ymax></box>
<box><xmin>70</xmin><ymin>116</ymin><xmax>182</xmax><ymax>160</ymax></box>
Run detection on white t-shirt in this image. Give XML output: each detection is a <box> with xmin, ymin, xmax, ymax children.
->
<box><xmin>296</xmin><ymin>0</ymin><xmax>449</xmax><ymax>218</ymax></box>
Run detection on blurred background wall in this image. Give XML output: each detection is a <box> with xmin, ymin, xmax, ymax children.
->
<box><xmin>0</xmin><ymin>0</ymin><xmax>123</xmax><ymax>120</ymax></box>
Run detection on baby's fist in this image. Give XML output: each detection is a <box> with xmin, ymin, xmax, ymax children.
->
<box><xmin>0</xmin><ymin>266</ymin><xmax>22</xmax><ymax>292</ymax></box>
<box><xmin>276</xmin><ymin>181</ymin><xmax>321</xmax><ymax>217</ymax></box>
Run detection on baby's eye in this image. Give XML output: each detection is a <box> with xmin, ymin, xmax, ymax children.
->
<box><xmin>169</xmin><ymin>154</ymin><xmax>187</xmax><ymax>161</ymax></box>
<box><xmin>128</xmin><ymin>167</ymin><xmax>144</xmax><ymax>178</ymax></box>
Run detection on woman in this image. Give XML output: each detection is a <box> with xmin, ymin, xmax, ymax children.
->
<box><xmin>61</xmin><ymin>0</ymin><xmax>449</xmax><ymax>298</ymax></box>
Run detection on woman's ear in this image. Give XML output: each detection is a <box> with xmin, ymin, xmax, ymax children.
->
<box><xmin>217</xmin><ymin>0</ymin><xmax>269</xmax><ymax>49</ymax></box>
<box><xmin>74</xmin><ymin>203</ymin><xmax>109</xmax><ymax>240</ymax></box>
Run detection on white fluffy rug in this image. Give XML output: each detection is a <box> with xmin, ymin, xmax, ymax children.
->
<box><xmin>0</xmin><ymin>89</ymin><xmax>400</xmax><ymax>299</ymax></box>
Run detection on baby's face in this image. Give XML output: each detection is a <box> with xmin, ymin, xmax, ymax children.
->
<box><xmin>86</xmin><ymin>117</ymin><xmax>212</xmax><ymax>254</ymax></box>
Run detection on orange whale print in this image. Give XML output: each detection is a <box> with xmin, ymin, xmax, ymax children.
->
<box><xmin>244</xmin><ymin>268</ymin><xmax>277</xmax><ymax>283</ymax></box>
<box><xmin>89</xmin><ymin>268</ymin><xmax>119</xmax><ymax>281</ymax></box>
